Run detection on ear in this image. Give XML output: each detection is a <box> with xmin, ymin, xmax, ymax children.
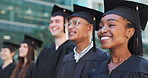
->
<box><xmin>11</xmin><ymin>52</ymin><xmax>16</xmax><ymax>57</ymax></box>
<box><xmin>88</xmin><ymin>24</ymin><xmax>93</xmax><ymax>32</ymax></box>
<box><xmin>125</xmin><ymin>28</ymin><xmax>135</xmax><ymax>38</ymax></box>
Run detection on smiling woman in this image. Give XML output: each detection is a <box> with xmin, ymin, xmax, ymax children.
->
<box><xmin>98</xmin><ymin>14</ymin><xmax>134</xmax><ymax>49</ymax></box>
<box><xmin>11</xmin><ymin>35</ymin><xmax>42</xmax><ymax>78</ymax></box>
<box><xmin>89</xmin><ymin>0</ymin><xmax>148</xmax><ymax>78</ymax></box>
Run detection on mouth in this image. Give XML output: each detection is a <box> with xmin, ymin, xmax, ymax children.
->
<box><xmin>52</xmin><ymin>28</ymin><xmax>58</xmax><ymax>31</ymax></box>
<box><xmin>100</xmin><ymin>37</ymin><xmax>111</xmax><ymax>40</ymax></box>
<box><xmin>69</xmin><ymin>31</ymin><xmax>76</xmax><ymax>36</ymax></box>
<box><xmin>100</xmin><ymin>36</ymin><xmax>112</xmax><ymax>43</ymax></box>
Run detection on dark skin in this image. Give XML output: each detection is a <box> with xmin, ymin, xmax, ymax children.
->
<box><xmin>68</xmin><ymin>17</ymin><xmax>93</xmax><ymax>53</ymax></box>
<box><xmin>98</xmin><ymin>14</ymin><xmax>135</xmax><ymax>74</ymax></box>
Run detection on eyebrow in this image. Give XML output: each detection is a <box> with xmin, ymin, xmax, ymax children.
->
<box><xmin>107</xmin><ymin>19</ymin><xmax>118</xmax><ymax>22</ymax></box>
<box><xmin>100</xmin><ymin>18</ymin><xmax>119</xmax><ymax>23</ymax></box>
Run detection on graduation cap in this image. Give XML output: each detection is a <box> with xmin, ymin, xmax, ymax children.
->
<box><xmin>51</xmin><ymin>5</ymin><xmax>73</xmax><ymax>33</ymax></box>
<box><xmin>2</xmin><ymin>42</ymin><xmax>19</xmax><ymax>52</ymax></box>
<box><xmin>103</xmin><ymin>0</ymin><xmax>148</xmax><ymax>55</ymax></box>
<box><xmin>71</xmin><ymin>4</ymin><xmax>103</xmax><ymax>51</ymax></box>
<box><xmin>52</xmin><ymin>4</ymin><xmax>72</xmax><ymax>19</ymax></box>
<box><xmin>22</xmin><ymin>35</ymin><xmax>43</xmax><ymax>49</ymax></box>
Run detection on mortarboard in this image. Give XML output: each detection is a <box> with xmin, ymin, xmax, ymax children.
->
<box><xmin>103</xmin><ymin>0</ymin><xmax>148</xmax><ymax>55</ymax></box>
<box><xmin>51</xmin><ymin>4</ymin><xmax>73</xmax><ymax>33</ymax></box>
<box><xmin>52</xmin><ymin>4</ymin><xmax>72</xmax><ymax>19</ymax></box>
<box><xmin>22</xmin><ymin>35</ymin><xmax>43</xmax><ymax>49</ymax></box>
<box><xmin>2</xmin><ymin>42</ymin><xmax>19</xmax><ymax>52</ymax></box>
<box><xmin>70</xmin><ymin>4</ymin><xmax>103</xmax><ymax>51</ymax></box>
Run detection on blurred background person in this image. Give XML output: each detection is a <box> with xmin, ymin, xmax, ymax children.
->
<box><xmin>11</xmin><ymin>35</ymin><xmax>42</xmax><ymax>78</ymax></box>
<box><xmin>34</xmin><ymin>4</ymin><xmax>75</xmax><ymax>78</ymax></box>
<box><xmin>0</xmin><ymin>42</ymin><xmax>18</xmax><ymax>78</ymax></box>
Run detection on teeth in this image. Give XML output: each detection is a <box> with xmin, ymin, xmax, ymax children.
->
<box><xmin>69</xmin><ymin>32</ymin><xmax>75</xmax><ymax>35</ymax></box>
<box><xmin>101</xmin><ymin>37</ymin><xmax>110</xmax><ymax>40</ymax></box>
<box><xmin>52</xmin><ymin>28</ymin><xmax>57</xmax><ymax>31</ymax></box>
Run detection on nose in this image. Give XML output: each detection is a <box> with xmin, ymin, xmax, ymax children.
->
<box><xmin>49</xmin><ymin>22</ymin><xmax>55</xmax><ymax>27</ymax></box>
<box><xmin>100</xmin><ymin>26</ymin><xmax>108</xmax><ymax>34</ymax></box>
<box><xmin>68</xmin><ymin>24</ymin><xmax>74</xmax><ymax>29</ymax></box>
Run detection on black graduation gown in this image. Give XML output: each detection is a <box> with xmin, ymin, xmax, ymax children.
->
<box><xmin>34</xmin><ymin>40</ymin><xmax>75</xmax><ymax>78</ymax></box>
<box><xmin>90</xmin><ymin>55</ymin><xmax>148</xmax><ymax>78</ymax></box>
<box><xmin>57</xmin><ymin>48</ymin><xmax>109</xmax><ymax>78</ymax></box>
<box><xmin>0</xmin><ymin>63</ymin><xmax>16</xmax><ymax>78</ymax></box>
<box><xmin>26</xmin><ymin>62</ymin><xmax>35</xmax><ymax>78</ymax></box>
<box><xmin>15</xmin><ymin>62</ymin><xmax>35</xmax><ymax>78</ymax></box>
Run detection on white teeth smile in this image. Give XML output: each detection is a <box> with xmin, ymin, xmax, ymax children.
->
<box><xmin>69</xmin><ymin>32</ymin><xmax>75</xmax><ymax>35</ymax></box>
<box><xmin>101</xmin><ymin>37</ymin><xmax>110</xmax><ymax>40</ymax></box>
<box><xmin>52</xmin><ymin>28</ymin><xmax>57</xmax><ymax>31</ymax></box>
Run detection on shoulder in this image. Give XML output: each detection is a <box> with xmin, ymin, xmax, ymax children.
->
<box><xmin>37</xmin><ymin>45</ymin><xmax>53</xmax><ymax>57</ymax></box>
<box><xmin>62</xmin><ymin>52</ymin><xmax>74</xmax><ymax>62</ymax></box>
<box><xmin>138</xmin><ymin>56</ymin><xmax>148</xmax><ymax>73</ymax></box>
<box><xmin>121</xmin><ymin>55</ymin><xmax>148</xmax><ymax>73</ymax></box>
<box><xmin>28</xmin><ymin>62</ymin><xmax>36</xmax><ymax>71</ymax></box>
<box><xmin>61</xmin><ymin>40</ymin><xmax>75</xmax><ymax>48</ymax></box>
<box><xmin>94</xmin><ymin>48</ymin><xmax>110</xmax><ymax>59</ymax></box>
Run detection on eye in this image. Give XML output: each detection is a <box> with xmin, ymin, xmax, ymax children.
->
<box><xmin>67</xmin><ymin>22</ymin><xmax>71</xmax><ymax>26</ymax></box>
<box><xmin>109</xmin><ymin>24</ymin><xmax>116</xmax><ymax>27</ymax></box>
<box><xmin>98</xmin><ymin>25</ymin><xmax>103</xmax><ymax>29</ymax></box>
<box><xmin>55</xmin><ymin>20</ymin><xmax>60</xmax><ymax>23</ymax></box>
<box><xmin>50</xmin><ymin>20</ymin><xmax>53</xmax><ymax>24</ymax></box>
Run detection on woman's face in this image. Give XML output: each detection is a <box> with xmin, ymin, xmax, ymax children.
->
<box><xmin>19</xmin><ymin>43</ymin><xmax>28</xmax><ymax>58</ymax></box>
<box><xmin>68</xmin><ymin>17</ymin><xmax>92</xmax><ymax>42</ymax></box>
<box><xmin>0</xmin><ymin>48</ymin><xmax>14</xmax><ymax>61</ymax></box>
<box><xmin>97</xmin><ymin>14</ymin><xmax>134</xmax><ymax>49</ymax></box>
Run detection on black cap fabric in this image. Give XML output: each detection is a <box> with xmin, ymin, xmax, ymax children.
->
<box><xmin>71</xmin><ymin>4</ymin><xmax>103</xmax><ymax>30</ymax></box>
<box><xmin>22</xmin><ymin>35</ymin><xmax>43</xmax><ymax>49</ymax></box>
<box><xmin>104</xmin><ymin>0</ymin><xmax>148</xmax><ymax>30</ymax></box>
<box><xmin>103</xmin><ymin>0</ymin><xmax>148</xmax><ymax>55</ymax></box>
<box><xmin>51</xmin><ymin>5</ymin><xmax>72</xmax><ymax>19</ymax></box>
<box><xmin>2</xmin><ymin>42</ymin><xmax>19</xmax><ymax>52</ymax></box>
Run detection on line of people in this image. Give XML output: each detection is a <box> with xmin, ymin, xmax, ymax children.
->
<box><xmin>0</xmin><ymin>0</ymin><xmax>148</xmax><ymax>78</ymax></box>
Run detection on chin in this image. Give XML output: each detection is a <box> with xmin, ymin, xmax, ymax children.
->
<box><xmin>19</xmin><ymin>55</ymin><xmax>25</xmax><ymax>58</ymax></box>
<box><xmin>1</xmin><ymin>58</ymin><xmax>6</xmax><ymax>60</ymax></box>
<box><xmin>69</xmin><ymin>36</ymin><xmax>77</xmax><ymax>41</ymax></box>
<box><xmin>101</xmin><ymin>45</ymin><xmax>111</xmax><ymax>49</ymax></box>
<box><xmin>69</xmin><ymin>38</ymin><xmax>75</xmax><ymax>41</ymax></box>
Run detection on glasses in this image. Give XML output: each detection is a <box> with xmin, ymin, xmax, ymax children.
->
<box><xmin>65</xmin><ymin>19</ymin><xmax>90</xmax><ymax>27</ymax></box>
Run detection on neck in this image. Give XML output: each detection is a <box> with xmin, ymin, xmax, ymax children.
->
<box><xmin>55</xmin><ymin>34</ymin><xmax>68</xmax><ymax>47</ymax></box>
<box><xmin>76</xmin><ymin>39</ymin><xmax>91</xmax><ymax>54</ymax></box>
<box><xmin>109</xmin><ymin>46</ymin><xmax>132</xmax><ymax>64</ymax></box>
<box><xmin>2</xmin><ymin>59</ymin><xmax>13</xmax><ymax>69</ymax></box>
<box><xmin>23</xmin><ymin>57</ymin><xmax>27</xmax><ymax>67</ymax></box>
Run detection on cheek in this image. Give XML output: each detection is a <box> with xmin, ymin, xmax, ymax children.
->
<box><xmin>49</xmin><ymin>25</ymin><xmax>52</xmax><ymax>30</ymax></box>
<box><xmin>97</xmin><ymin>30</ymin><xmax>101</xmax><ymax>36</ymax></box>
<box><xmin>79</xmin><ymin>26</ymin><xmax>88</xmax><ymax>34</ymax></box>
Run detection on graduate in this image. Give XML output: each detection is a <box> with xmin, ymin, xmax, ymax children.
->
<box><xmin>11</xmin><ymin>35</ymin><xmax>42</xmax><ymax>78</ymax></box>
<box><xmin>57</xmin><ymin>4</ymin><xmax>109</xmax><ymax>78</ymax></box>
<box><xmin>0</xmin><ymin>42</ymin><xmax>18</xmax><ymax>78</ymax></box>
<box><xmin>34</xmin><ymin>4</ymin><xmax>75</xmax><ymax>78</ymax></box>
<box><xmin>90</xmin><ymin>0</ymin><xmax>148</xmax><ymax>78</ymax></box>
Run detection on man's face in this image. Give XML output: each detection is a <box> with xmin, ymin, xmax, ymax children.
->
<box><xmin>49</xmin><ymin>16</ymin><xmax>64</xmax><ymax>37</ymax></box>
<box><xmin>0</xmin><ymin>48</ymin><xmax>14</xmax><ymax>61</ymax></box>
<box><xmin>68</xmin><ymin>17</ymin><xmax>92</xmax><ymax>43</ymax></box>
